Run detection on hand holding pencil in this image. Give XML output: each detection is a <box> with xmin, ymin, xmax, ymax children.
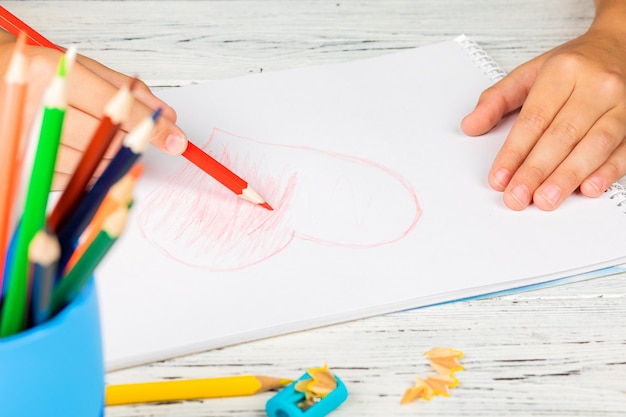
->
<box><xmin>0</xmin><ymin>17</ymin><xmax>187</xmax><ymax>190</ymax></box>
<box><xmin>0</xmin><ymin>7</ymin><xmax>272</xmax><ymax>209</ymax></box>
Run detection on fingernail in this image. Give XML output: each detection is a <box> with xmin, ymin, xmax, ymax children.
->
<box><xmin>584</xmin><ymin>176</ymin><xmax>604</xmax><ymax>194</ymax></box>
<box><xmin>511</xmin><ymin>184</ymin><xmax>530</xmax><ymax>208</ymax></box>
<box><xmin>539</xmin><ymin>184</ymin><xmax>561</xmax><ymax>208</ymax></box>
<box><xmin>165</xmin><ymin>133</ymin><xmax>187</xmax><ymax>154</ymax></box>
<box><xmin>492</xmin><ymin>168</ymin><xmax>511</xmax><ymax>188</ymax></box>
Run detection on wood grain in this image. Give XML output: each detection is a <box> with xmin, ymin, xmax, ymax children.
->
<box><xmin>4</xmin><ymin>1</ymin><xmax>624</xmax><ymax>416</ymax></box>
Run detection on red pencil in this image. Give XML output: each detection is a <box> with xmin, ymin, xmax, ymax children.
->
<box><xmin>0</xmin><ymin>6</ymin><xmax>273</xmax><ymax>211</ymax></box>
<box><xmin>183</xmin><ymin>141</ymin><xmax>272</xmax><ymax>210</ymax></box>
<box><xmin>0</xmin><ymin>6</ymin><xmax>62</xmax><ymax>51</ymax></box>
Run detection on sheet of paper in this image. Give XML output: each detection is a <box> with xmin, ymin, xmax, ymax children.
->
<box><xmin>96</xmin><ymin>37</ymin><xmax>626</xmax><ymax>370</ymax></box>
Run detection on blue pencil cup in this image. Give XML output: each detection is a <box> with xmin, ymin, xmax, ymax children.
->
<box><xmin>0</xmin><ymin>279</ymin><xmax>104</xmax><ymax>417</ymax></box>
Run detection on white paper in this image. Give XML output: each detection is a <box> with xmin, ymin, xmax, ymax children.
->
<box><xmin>96</xmin><ymin>37</ymin><xmax>626</xmax><ymax>370</ymax></box>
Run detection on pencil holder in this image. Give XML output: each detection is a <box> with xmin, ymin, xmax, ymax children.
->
<box><xmin>0</xmin><ymin>278</ymin><xmax>104</xmax><ymax>417</ymax></box>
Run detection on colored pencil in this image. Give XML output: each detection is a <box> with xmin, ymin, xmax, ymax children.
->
<box><xmin>48</xmin><ymin>78</ymin><xmax>137</xmax><ymax>232</ymax></box>
<box><xmin>51</xmin><ymin>206</ymin><xmax>128</xmax><ymax>315</ymax></box>
<box><xmin>86</xmin><ymin>107</ymin><xmax>160</xmax><ymax>192</ymax></box>
<box><xmin>105</xmin><ymin>375</ymin><xmax>293</xmax><ymax>406</ymax></box>
<box><xmin>0</xmin><ymin>32</ymin><xmax>28</xmax><ymax>290</ymax></box>
<box><xmin>28</xmin><ymin>229</ymin><xmax>60</xmax><ymax>326</ymax></box>
<box><xmin>183</xmin><ymin>141</ymin><xmax>273</xmax><ymax>210</ymax></box>
<box><xmin>64</xmin><ymin>163</ymin><xmax>143</xmax><ymax>272</ymax></box>
<box><xmin>56</xmin><ymin>109</ymin><xmax>159</xmax><ymax>270</ymax></box>
<box><xmin>1</xmin><ymin>224</ymin><xmax>19</xmax><ymax>300</ymax></box>
<box><xmin>0</xmin><ymin>8</ymin><xmax>274</xmax><ymax>210</ymax></box>
<box><xmin>0</xmin><ymin>51</ymin><xmax>73</xmax><ymax>337</ymax></box>
<box><xmin>0</xmin><ymin>6</ymin><xmax>62</xmax><ymax>50</ymax></box>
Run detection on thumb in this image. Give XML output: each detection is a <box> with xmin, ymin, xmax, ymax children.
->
<box><xmin>149</xmin><ymin>115</ymin><xmax>188</xmax><ymax>155</ymax></box>
<box><xmin>461</xmin><ymin>61</ymin><xmax>541</xmax><ymax>136</ymax></box>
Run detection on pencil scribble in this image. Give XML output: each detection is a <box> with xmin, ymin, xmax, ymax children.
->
<box><xmin>137</xmin><ymin>128</ymin><xmax>422</xmax><ymax>271</ymax></box>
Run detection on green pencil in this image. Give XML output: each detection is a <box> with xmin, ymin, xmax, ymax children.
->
<box><xmin>0</xmin><ymin>50</ymin><xmax>74</xmax><ymax>336</ymax></box>
<box><xmin>51</xmin><ymin>206</ymin><xmax>128</xmax><ymax>316</ymax></box>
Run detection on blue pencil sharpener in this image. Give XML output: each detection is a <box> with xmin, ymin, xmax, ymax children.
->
<box><xmin>266</xmin><ymin>365</ymin><xmax>348</xmax><ymax>417</ymax></box>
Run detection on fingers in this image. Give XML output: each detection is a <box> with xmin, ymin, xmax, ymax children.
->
<box><xmin>55</xmin><ymin>107</ymin><xmax>122</xmax><ymax>191</ymax></box>
<box><xmin>66</xmin><ymin>59</ymin><xmax>188</xmax><ymax>156</ymax></box>
<box><xmin>48</xmin><ymin>54</ymin><xmax>189</xmax><ymax>186</ymax></box>
<box><xmin>75</xmin><ymin>53</ymin><xmax>180</xmax><ymax>127</ymax></box>
<box><xmin>461</xmin><ymin>62</ymin><xmax>540</xmax><ymax>136</ymax></box>
<box><xmin>580</xmin><ymin>138</ymin><xmax>626</xmax><ymax>197</ymax></box>
<box><xmin>491</xmin><ymin>53</ymin><xmax>626</xmax><ymax>210</ymax></box>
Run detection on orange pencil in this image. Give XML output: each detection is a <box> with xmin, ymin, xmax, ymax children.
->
<box><xmin>0</xmin><ymin>32</ymin><xmax>28</xmax><ymax>287</ymax></box>
<box><xmin>64</xmin><ymin>163</ymin><xmax>143</xmax><ymax>272</ymax></box>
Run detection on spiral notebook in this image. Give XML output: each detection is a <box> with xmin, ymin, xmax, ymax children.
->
<box><xmin>97</xmin><ymin>35</ymin><xmax>626</xmax><ymax>370</ymax></box>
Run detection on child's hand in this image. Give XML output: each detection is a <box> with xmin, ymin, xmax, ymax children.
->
<box><xmin>462</xmin><ymin>15</ymin><xmax>626</xmax><ymax>210</ymax></box>
<box><xmin>0</xmin><ymin>31</ymin><xmax>188</xmax><ymax>190</ymax></box>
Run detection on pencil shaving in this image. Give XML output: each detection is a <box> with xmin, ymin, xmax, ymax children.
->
<box><xmin>401</xmin><ymin>347</ymin><xmax>464</xmax><ymax>405</ymax></box>
<box><xmin>400</xmin><ymin>377</ymin><xmax>433</xmax><ymax>404</ymax></box>
<box><xmin>424</xmin><ymin>346</ymin><xmax>464</xmax><ymax>371</ymax></box>
<box><xmin>294</xmin><ymin>363</ymin><xmax>337</xmax><ymax>410</ymax></box>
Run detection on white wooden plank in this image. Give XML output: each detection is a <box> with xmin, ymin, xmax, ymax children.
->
<box><xmin>4</xmin><ymin>1</ymin><xmax>624</xmax><ymax>416</ymax></box>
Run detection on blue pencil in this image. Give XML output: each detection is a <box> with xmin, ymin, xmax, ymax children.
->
<box><xmin>56</xmin><ymin>108</ymin><xmax>161</xmax><ymax>271</ymax></box>
<box><xmin>1</xmin><ymin>222</ymin><xmax>19</xmax><ymax>301</ymax></box>
<box><xmin>28</xmin><ymin>229</ymin><xmax>60</xmax><ymax>326</ymax></box>
<box><xmin>52</xmin><ymin>206</ymin><xmax>128</xmax><ymax>315</ymax></box>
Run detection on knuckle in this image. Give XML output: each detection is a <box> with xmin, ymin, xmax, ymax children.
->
<box><xmin>499</xmin><ymin>146</ymin><xmax>527</xmax><ymax>168</ymax></box>
<box><xmin>135</xmin><ymin>78</ymin><xmax>150</xmax><ymax>92</ymax></box>
<box><xmin>592</xmin><ymin>127</ymin><xmax>619</xmax><ymax>153</ymax></box>
<box><xmin>546</xmin><ymin>121</ymin><xmax>581</xmax><ymax>147</ymax></box>
<box><xmin>518</xmin><ymin>108</ymin><xmax>550</xmax><ymax>133</ymax></box>
<box><xmin>603</xmin><ymin>159</ymin><xmax>625</xmax><ymax>180</ymax></box>
<box><xmin>547</xmin><ymin>51</ymin><xmax>586</xmax><ymax>72</ymax></box>
<box><xmin>594</xmin><ymin>71</ymin><xmax>626</xmax><ymax>97</ymax></box>
<box><xmin>524</xmin><ymin>164</ymin><xmax>550</xmax><ymax>183</ymax></box>
<box><xmin>557</xmin><ymin>166</ymin><xmax>584</xmax><ymax>188</ymax></box>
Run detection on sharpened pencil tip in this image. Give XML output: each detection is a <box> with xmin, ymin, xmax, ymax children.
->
<box><xmin>152</xmin><ymin>107</ymin><xmax>163</xmax><ymax>123</ymax></box>
<box><xmin>16</xmin><ymin>31</ymin><xmax>27</xmax><ymax>50</ymax></box>
<box><xmin>129</xmin><ymin>76</ymin><xmax>139</xmax><ymax>92</ymax></box>
<box><xmin>260</xmin><ymin>202</ymin><xmax>273</xmax><ymax>211</ymax></box>
<box><xmin>64</xmin><ymin>45</ymin><xmax>77</xmax><ymax>73</ymax></box>
<box><xmin>279</xmin><ymin>378</ymin><xmax>293</xmax><ymax>387</ymax></box>
<box><xmin>57</xmin><ymin>55</ymin><xmax>67</xmax><ymax>77</ymax></box>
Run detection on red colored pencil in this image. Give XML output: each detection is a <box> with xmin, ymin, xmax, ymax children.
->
<box><xmin>183</xmin><ymin>141</ymin><xmax>272</xmax><ymax>210</ymax></box>
<box><xmin>0</xmin><ymin>6</ymin><xmax>62</xmax><ymax>51</ymax></box>
<box><xmin>0</xmin><ymin>6</ymin><xmax>273</xmax><ymax>210</ymax></box>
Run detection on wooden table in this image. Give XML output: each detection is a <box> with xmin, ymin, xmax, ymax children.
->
<box><xmin>6</xmin><ymin>1</ymin><xmax>625</xmax><ymax>416</ymax></box>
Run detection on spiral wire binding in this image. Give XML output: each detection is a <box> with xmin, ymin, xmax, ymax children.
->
<box><xmin>455</xmin><ymin>35</ymin><xmax>507</xmax><ymax>82</ymax></box>
<box><xmin>607</xmin><ymin>182</ymin><xmax>626</xmax><ymax>213</ymax></box>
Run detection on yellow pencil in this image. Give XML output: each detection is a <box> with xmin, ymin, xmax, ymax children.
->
<box><xmin>105</xmin><ymin>375</ymin><xmax>293</xmax><ymax>406</ymax></box>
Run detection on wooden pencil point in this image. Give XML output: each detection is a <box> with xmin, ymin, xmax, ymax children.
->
<box><xmin>182</xmin><ymin>141</ymin><xmax>272</xmax><ymax>208</ymax></box>
<box><xmin>128</xmin><ymin>75</ymin><xmax>139</xmax><ymax>92</ymax></box>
